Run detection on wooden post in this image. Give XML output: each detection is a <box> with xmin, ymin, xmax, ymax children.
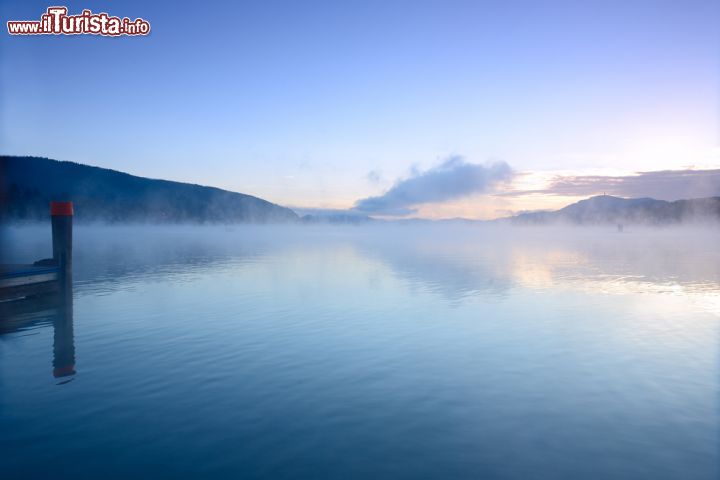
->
<box><xmin>51</xmin><ymin>201</ymin><xmax>73</xmax><ymax>286</ymax></box>
<box><xmin>51</xmin><ymin>202</ymin><xmax>74</xmax><ymax>377</ymax></box>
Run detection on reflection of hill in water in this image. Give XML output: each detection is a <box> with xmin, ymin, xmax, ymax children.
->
<box><xmin>2</xmin><ymin>225</ymin><xmax>719</xmax><ymax>303</ymax></box>
<box><xmin>356</xmin><ymin>227</ymin><xmax>720</xmax><ymax>301</ymax></box>
<box><xmin>500</xmin><ymin>229</ymin><xmax>720</xmax><ymax>295</ymax></box>
<box><xmin>345</xmin><ymin>227</ymin><xmax>720</xmax><ymax>301</ymax></box>
<box><xmin>353</xmin><ymin>235</ymin><xmax>515</xmax><ymax>301</ymax></box>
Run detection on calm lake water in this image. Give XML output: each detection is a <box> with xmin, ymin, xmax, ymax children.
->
<box><xmin>1</xmin><ymin>225</ymin><xmax>718</xmax><ymax>479</ymax></box>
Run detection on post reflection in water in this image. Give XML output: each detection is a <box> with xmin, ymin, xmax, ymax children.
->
<box><xmin>52</xmin><ymin>287</ymin><xmax>75</xmax><ymax>380</ymax></box>
<box><xmin>0</xmin><ymin>286</ymin><xmax>76</xmax><ymax>383</ymax></box>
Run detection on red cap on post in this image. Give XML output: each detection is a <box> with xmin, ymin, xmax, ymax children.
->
<box><xmin>51</xmin><ymin>201</ymin><xmax>74</xmax><ymax>216</ymax></box>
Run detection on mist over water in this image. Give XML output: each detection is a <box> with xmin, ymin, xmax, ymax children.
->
<box><xmin>1</xmin><ymin>224</ymin><xmax>719</xmax><ymax>479</ymax></box>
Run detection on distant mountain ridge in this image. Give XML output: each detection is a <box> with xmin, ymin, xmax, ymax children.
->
<box><xmin>3</xmin><ymin>157</ymin><xmax>718</xmax><ymax>225</ymax></box>
<box><xmin>510</xmin><ymin>195</ymin><xmax>720</xmax><ymax>225</ymax></box>
<box><xmin>0</xmin><ymin>156</ymin><xmax>299</xmax><ymax>223</ymax></box>
<box><xmin>300</xmin><ymin>213</ymin><xmax>376</xmax><ymax>224</ymax></box>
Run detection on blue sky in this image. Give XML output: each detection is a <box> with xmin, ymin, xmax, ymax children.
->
<box><xmin>2</xmin><ymin>0</ymin><xmax>718</xmax><ymax>218</ymax></box>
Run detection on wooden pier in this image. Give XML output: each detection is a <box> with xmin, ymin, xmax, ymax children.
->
<box><xmin>0</xmin><ymin>201</ymin><xmax>73</xmax><ymax>302</ymax></box>
<box><xmin>0</xmin><ymin>274</ymin><xmax>76</xmax><ymax>379</ymax></box>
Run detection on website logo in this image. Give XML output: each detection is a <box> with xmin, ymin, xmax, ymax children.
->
<box><xmin>7</xmin><ymin>6</ymin><xmax>151</xmax><ymax>36</ymax></box>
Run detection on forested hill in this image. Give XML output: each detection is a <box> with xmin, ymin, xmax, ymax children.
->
<box><xmin>0</xmin><ymin>156</ymin><xmax>299</xmax><ymax>223</ymax></box>
<box><xmin>510</xmin><ymin>195</ymin><xmax>720</xmax><ymax>225</ymax></box>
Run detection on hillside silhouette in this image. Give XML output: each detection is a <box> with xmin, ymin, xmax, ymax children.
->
<box><xmin>0</xmin><ymin>156</ymin><xmax>298</xmax><ymax>223</ymax></box>
<box><xmin>511</xmin><ymin>195</ymin><xmax>720</xmax><ymax>225</ymax></box>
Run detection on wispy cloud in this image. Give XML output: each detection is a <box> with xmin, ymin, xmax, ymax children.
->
<box><xmin>354</xmin><ymin>156</ymin><xmax>514</xmax><ymax>215</ymax></box>
<box><xmin>366</xmin><ymin>169</ymin><xmax>382</xmax><ymax>184</ymax></box>
<box><xmin>501</xmin><ymin>168</ymin><xmax>720</xmax><ymax>201</ymax></box>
